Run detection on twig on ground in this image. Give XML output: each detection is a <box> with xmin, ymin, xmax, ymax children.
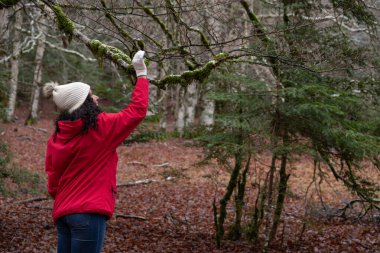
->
<box><xmin>117</xmin><ymin>179</ymin><xmax>156</xmax><ymax>187</ymax></box>
<box><xmin>26</xmin><ymin>126</ymin><xmax>48</xmax><ymax>133</ymax></box>
<box><xmin>127</xmin><ymin>161</ymin><xmax>148</xmax><ymax>167</ymax></box>
<box><xmin>115</xmin><ymin>213</ymin><xmax>147</xmax><ymax>221</ymax></box>
<box><xmin>26</xmin><ymin>205</ymin><xmax>52</xmax><ymax>210</ymax></box>
<box><xmin>15</xmin><ymin>196</ymin><xmax>48</xmax><ymax>204</ymax></box>
<box><xmin>152</xmin><ymin>162</ymin><xmax>170</xmax><ymax>168</ymax></box>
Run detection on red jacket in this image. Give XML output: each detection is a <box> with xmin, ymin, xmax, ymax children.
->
<box><xmin>45</xmin><ymin>78</ymin><xmax>149</xmax><ymax>222</ymax></box>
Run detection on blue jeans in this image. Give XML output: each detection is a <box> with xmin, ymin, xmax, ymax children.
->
<box><xmin>56</xmin><ymin>213</ymin><xmax>107</xmax><ymax>253</ymax></box>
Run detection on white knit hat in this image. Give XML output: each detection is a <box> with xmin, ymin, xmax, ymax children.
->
<box><xmin>43</xmin><ymin>81</ymin><xmax>91</xmax><ymax>113</ymax></box>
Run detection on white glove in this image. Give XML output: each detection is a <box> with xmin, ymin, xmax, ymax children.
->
<box><xmin>132</xmin><ymin>50</ymin><xmax>147</xmax><ymax>77</ymax></box>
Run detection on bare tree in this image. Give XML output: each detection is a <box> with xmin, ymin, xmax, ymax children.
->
<box><xmin>26</xmin><ymin>11</ymin><xmax>47</xmax><ymax>125</ymax></box>
<box><xmin>6</xmin><ymin>4</ymin><xmax>23</xmax><ymax>122</ymax></box>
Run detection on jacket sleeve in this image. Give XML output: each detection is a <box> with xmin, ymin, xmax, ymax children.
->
<box><xmin>101</xmin><ymin>77</ymin><xmax>149</xmax><ymax>149</ymax></box>
<box><xmin>45</xmin><ymin>138</ymin><xmax>59</xmax><ymax>199</ymax></box>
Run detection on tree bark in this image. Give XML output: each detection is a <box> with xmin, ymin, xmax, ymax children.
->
<box><xmin>200</xmin><ymin>94</ymin><xmax>215</xmax><ymax>127</ymax></box>
<box><xmin>215</xmin><ymin>152</ymin><xmax>242</xmax><ymax>248</ymax></box>
<box><xmin>26</xmin><ymin>13</ymin><xmax>47</xmax><ymax>125</ymax></box>
<box><xmin>184</xmin><ymin>81</ymin><xmax>198</xmax><ymax>127</ymax></box>
<box><xmin>0</xmin><ymin>9</ymin><xmax>10</xmax><ymax>40</ymax></box>
<box><xmin>268</xmin><ymin>153</ymin><xmax>290</xmax><ymax>247</ymax></box>
<box><xmin>176</xmin><ymin>86</ymin><xmax>185</xmax><ymax>133</ymax></box>
<box><xmin>6</xmin><ymin>6</ymin><xmax>22</xmax><ymax>122</ymax></box>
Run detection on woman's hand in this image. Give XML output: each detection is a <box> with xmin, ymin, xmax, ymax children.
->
<box><xmin>132</xmin><ymin>50</ymin><xmax>147</xmax><ymax>77</ymax></box>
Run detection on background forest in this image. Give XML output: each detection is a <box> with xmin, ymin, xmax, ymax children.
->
<box><xmin>1</xmin><ymin>0</ymin><xmax>380</xmax><ymax>252</ymax></box>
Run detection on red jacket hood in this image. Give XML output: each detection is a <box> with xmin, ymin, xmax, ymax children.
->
<box><xmin>56</xmin><ymin>119</ymin><xmax>83</xmax><ymax>144</ymax></box>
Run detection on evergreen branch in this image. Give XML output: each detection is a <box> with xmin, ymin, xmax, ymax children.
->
<box><xmin>330</xmin><ymin>0</ymin><xmax>376</xmax><ymax>31</ymax></box>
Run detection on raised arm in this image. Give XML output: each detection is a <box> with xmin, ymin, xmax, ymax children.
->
<box><xmin>100</xmin><ymin>51</ymin><xmax>149</xmax><ymax>149</ymax></box>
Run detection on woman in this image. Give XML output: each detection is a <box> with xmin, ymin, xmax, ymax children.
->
<box><xmin>44</xmin><ymin>51</ymin><xmax>148</xmax><ymax>253</ymax></box>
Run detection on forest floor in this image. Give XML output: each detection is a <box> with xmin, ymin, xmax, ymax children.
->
<box><xmin>0</xmin><ymin>106</ymin><xmax>379</xmax><ymax>253</ymax></box>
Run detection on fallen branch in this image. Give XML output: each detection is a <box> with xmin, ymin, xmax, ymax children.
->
<box><xmin>115</xmin><ymin>213</ymin><xmax>147</xmax><ymax>221</ymax></box>
<box><xmin>117</xmin><ymin>179</ymin><xmax>156</xmax><ymax>187</ymax></box>
<box><xmin>27</xmin><ymin>206</ymin><xmax>53</xmax><ymax>210</ymax></box>
<box><xmin>127</xmin><ymin>161</ymin><xmax>148</xmax><ymax>167</ymax></box>
<box><xmin>15</xmin><ymin>196</ymin><xmax>48</xmax><ymax>204</ymax></box>
<box><xmin>152</xmin><ymin>162</ymin><xmax>170</xmax><ymax>168</ymax></box>
<box><xmin>26</xmin><ymin>126</ymin><xmax>48</xmax><ymax>133</ymax></box>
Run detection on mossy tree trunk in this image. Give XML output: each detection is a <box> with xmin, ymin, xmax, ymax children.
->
<box><xmin>214</xmin><ymin>151</ymin><xmax>243</xmax><ymax>248</ymax></box>
<box><xmin>228</xmin><ymin>154</ymin><xmax>251</xmax><ymax>241</ymax></box>
<box><xmin>246</xmin><ymin>173</ymin><xmax>268</xmax><ymax>244</ymax></box>
<box><xmin>263</xmin><ymin>151</ymin><xmax>290</xmax><ymax>252</ymax></box>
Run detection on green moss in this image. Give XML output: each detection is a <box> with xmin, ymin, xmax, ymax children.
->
<box><xmin>185</xmin><ymin>60</ymin><xmax>196</xmax><ymax>70</ymax></box>
<box><xmin>213</xmin><ymin>53</ymin><xmax>229</xmax><ymax>61</ymax></box>
<box><xmin>89</xmin><ymin>39</ymin><xmax>131</xmax><ymax>68</ymax></box>
<box><xmin>153</xmin><ymin>60</ymin><xmax>217</xmax><ymax>89</ymax></box>
<box><xmin>51</xmin><ymin>5</ymin><xmax>75</xmax><ymax>36</ymax></box>
<box><xmin>193</xmin><ymin>60</ymin><xmax>216</xmax><ymax>81</ymax></box>
<box><xmin>137</xmin><ymin>40</ymin><xmax>145</xmax><ymax>50</ymax></box>
<box><xmin>200</xmin><ymin>33</ymin><xmax>209</xmax><ymax>46</ymax></box>
<box><xmin>182</xmin><ymin>71</ymin><xmax>193</xmax><ymax>81</ymax></box>
<box><xmin>160</xmin><ymin>75</ymin><xmax>184</xmax><ymax>85</ymax></box>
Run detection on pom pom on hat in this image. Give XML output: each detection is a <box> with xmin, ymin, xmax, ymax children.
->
<box><xmin>43</xmin><ymin>81</ymin><xmax>59</xmax><ymax>98</ymax></box>
<box><xmin>43</xmin><ymin>81</ymin><xmax>91</xmax><ymax>113</ymax></box>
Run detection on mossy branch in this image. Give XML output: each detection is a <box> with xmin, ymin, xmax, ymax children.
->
<box><xmin>240</xmin><ymin>0</ymin><xmax>280</xmax><ymax>77</ymax></box>
<box><xmin>151</xmin><ymin>59</ymin><xmax>217</xmax><ymax>89</ymax></box>
<box><xmin>88</xmin><ymin>39</ymin><xmax>133</xmax><ymax>74</ymax></box>
<box><xmin>50</xmin><ymin>4</ymin><xmax>75</xmax><ymax>41</ymax></box>
<box><xmin>150</xmin><ymin>52</ymin><xmax>239</xmax><ymax>89</ymax></box>
<box><xmin>42</xmin><ymin>1</ymin><xmax>134</xmax><ymax>75</ymax></box>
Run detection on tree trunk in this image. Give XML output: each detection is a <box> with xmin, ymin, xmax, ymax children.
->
<box><xmin>26</xmin><ymin>14</ymin><xmax>47</xmax><ymax>125</ymax></box>
<box><xmin>228</xmin><ymin>155</ymin><xmax>250</xmax><ymax>241</ymax></box>
<box><xmin>266</xmin><ymin>153</ymin><xmax>290</xmax><ymax>251</ymax></box>
<box><xmin>0</xmin><ymin>9</ymin><xmax>10</xmax><ymax>41</ymax></box>
<box><xmin>261</xmin><ymin>154</ymin><xmax>277</xmax><ymax>252</ymax></box>
<box><xmin>175</xmin><ymin>86</ymin><xmax>185</xmax><ymax>133</ymax></box>
<box><xmin>184</xmin><ymin>81</ymin><xmax>198</xmax><ymax>127</ymax></box>
<box><xmin>159</xmin><ymin>88</ymin><xmax>168</xmax><ymax>130</ymax></box>
<box><xmin>6</xmin><ymin>6</ymin><xmax>22</xmax><ymax>122</ymax></box>
<box><xmin>215</xmin><ymin>152</ymin><xmax>242</xmax><ymax>248</ymax></box>
<box><xmin>247</xmin><ymin>174</ymin><xmax>267</xmax><ymax>243</ymax></box>
<box><xmin>147</xmin><ymin>84</ymin><xmax>157</xmax><ymax>117</ymax></box>
<box><xmin>200</xmin><ymin>84</ymin><xmax>215</xmax><ymax>127</ymax></box>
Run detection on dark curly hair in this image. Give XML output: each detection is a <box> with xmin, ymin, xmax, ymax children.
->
<box><xmin>54</xmin><ymin>95</ymin><xmax>102</xmax><ymax>141</ymax></box>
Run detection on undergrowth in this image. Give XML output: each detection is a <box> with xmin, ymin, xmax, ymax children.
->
<box><xmin>0</xmin><ymin>143</ymin><xmax>44</xmax><ymax>196</ymax></box>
